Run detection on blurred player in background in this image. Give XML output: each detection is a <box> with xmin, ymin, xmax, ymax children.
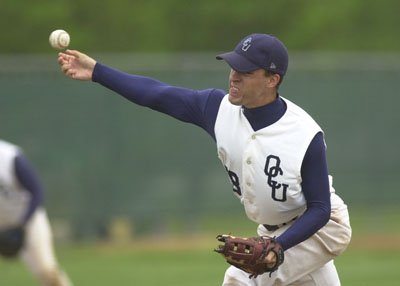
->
<box><xmin>58</xmin><ymin>33</ymin><xmax>351</xmax><ymax>285</ymax></box>
<box><xmin>0</xmin><ymin>139</ymin><xmax>72</xmax><ymax>286</ymax></box>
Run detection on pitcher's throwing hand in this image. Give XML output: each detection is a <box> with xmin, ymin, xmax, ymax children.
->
<box><xmin>58</xmin><ymin>50</ymin><xmax>96</xmax><ymax>81</ymax></box>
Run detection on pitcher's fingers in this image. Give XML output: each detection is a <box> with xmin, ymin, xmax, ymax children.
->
<box><xmin>66</xmin><ymin>49</ymin><xmax>82</xmax><ymax>58</ymax></box>
<box><xmin>265</xmin><ymin>251</ymin><xmax>277</xmax><ymax>264</ymax></box>
<box><xmin>58</xmin><ymin>53</ymin><xmax>75</xmax><ymax>65</ymax></box>
<box><xmin>58</xmin><ymin>52</ymin><xmax>73</xmax><ymax>60</ymax></box>
<box><xmin>61</xmin><ymin>64</ymin><xmax>72</xmax><ymax>74</ymax></box>
<box><xmin>65</xmin><ymin>69</ymin><xmax>76</xmax><ymax>78</ymax></box>
<box><xmin>58</xmin><ymin>56</ymin><xmax>68</xmax><ymax>65</ymax></box>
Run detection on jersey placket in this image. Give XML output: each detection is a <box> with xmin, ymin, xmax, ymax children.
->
<box><xmin>241</xmin><ymin>132</ymin><xmax>259</xmax><ymax>222</ymax></box>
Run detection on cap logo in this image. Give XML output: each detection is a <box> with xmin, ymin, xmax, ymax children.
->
<box><xmin>270</xmin><ymin>62</ymin><xmax>277</xmax><ymax>69</ymax></box>
<box><xmin>242</xmin><ymin>37</ymin><xmax>252</xmax><ymax>52</ymax></box>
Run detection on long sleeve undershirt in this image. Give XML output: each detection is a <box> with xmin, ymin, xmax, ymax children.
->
<box><xmin>14</xmin><ymin>154</ymin><xmax>43</xmax><ymax>224</ymax></box>
<box><xmin>93</xmin><ymin>62</ymin><xmax>331</xmax><ymax>251</ymax></box>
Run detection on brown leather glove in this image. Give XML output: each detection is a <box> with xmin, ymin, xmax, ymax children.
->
<box><xmin>215</xmin><ymin>234</ymin><xmax>284</xmax><ymax>278</ymax></box>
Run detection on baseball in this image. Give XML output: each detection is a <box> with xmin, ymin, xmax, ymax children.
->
<box><xmin>49</xmin><ymin>29</ymin><xmax>70</xmax><ymax>50</ymax></box>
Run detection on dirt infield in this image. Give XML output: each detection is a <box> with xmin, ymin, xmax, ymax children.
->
<box><xmin>98</xmin><ymin>232</ymin><xmax>400</xmax><ymax>252</ymax></box>
<box><xmin>348</xmin><ymin>233</ymin><xmax>400</xmax><ymax>250</ymax></box>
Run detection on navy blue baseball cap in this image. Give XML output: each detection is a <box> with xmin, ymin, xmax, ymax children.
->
<box><xmin>216</xmin><ymin>33</ymin><xmax>289</xmax><ymax>75</ymax></box>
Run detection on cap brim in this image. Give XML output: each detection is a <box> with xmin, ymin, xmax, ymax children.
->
<box><xmin>216</xmin><ymin>51</ymin><xmax>260</xmax><ymax>73</ymax></box>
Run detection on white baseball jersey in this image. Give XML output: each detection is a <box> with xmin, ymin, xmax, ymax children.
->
<box><xmin>215</xmin><ymin>96</ymin><xmax>323</xmax><ymax>225</ymax></box>
<box><xmin>0</xmin><ymin>140</ymin><xmax>31</xmax><ymax>227</ymax></box>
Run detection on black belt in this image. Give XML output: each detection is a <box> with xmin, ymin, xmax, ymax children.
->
<box><xmin>263</xmin><ymin>216</ymin><xmax>298</xmax><ymax>231</ymax></box>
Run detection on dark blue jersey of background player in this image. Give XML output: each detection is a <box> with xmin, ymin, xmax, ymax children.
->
<box><xmin>92</xmin><ymin>63</ymin><xmax>331</xmax><ymax>251</ymax></box>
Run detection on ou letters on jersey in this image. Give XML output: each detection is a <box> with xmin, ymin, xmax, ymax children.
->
<box><xmin>225</xmin><ymin>154</ymin><xmax>288</xmax><ymax>202</ymax></box>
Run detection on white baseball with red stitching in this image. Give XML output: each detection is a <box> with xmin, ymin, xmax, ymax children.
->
<box><xmin>49</xmin><ymin>29</ymin><xmax>70</xmax><ymax>50</ymax></box>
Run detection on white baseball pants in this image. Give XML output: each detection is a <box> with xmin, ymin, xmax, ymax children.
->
<box><xmin>19</xmin><ymin>208</ymin><xmax>72</xmax><ymax>286</ymax></box>
<box><xmin>222</xmin><ymin>193</ymin><xmax>351</xmax><ymax>286</ymax></box>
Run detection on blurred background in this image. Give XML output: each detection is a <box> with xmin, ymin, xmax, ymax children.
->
<box><xmin>1</xmin><ymin>0</ymin><xmax>399</xmax><ymax>284</ymax></box>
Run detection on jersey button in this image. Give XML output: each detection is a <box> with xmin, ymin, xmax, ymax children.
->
<box><xmin>246</xmin><ymin>181</ymin><xmax>251</xmax><ymax>186</ymax></box>
<box><xmin>251</xmin><ymin>135</ymin><xmax>256</xmax><ymax>140</ymax></box>
<box><xmin>246</xmin><ymin>159</ymin><xmax>252</xmax><ymax>164</ymax></box>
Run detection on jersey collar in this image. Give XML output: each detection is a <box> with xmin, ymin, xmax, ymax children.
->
<box><xmin>242</xmin><ymin>95</ymin><xmax>287</xmax><ymax>132</ymax></box>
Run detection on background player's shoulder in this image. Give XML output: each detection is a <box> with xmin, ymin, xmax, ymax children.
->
<box><xmin>0</xmin><ymin>140</ymin><xmax>21</xmax><ymax>158</ymax></box>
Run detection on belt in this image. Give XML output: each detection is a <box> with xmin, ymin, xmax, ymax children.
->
<box><xmin>263</xmin><ymin>216</ymin><xmax>298</xmax><ymax>231</ymax></box>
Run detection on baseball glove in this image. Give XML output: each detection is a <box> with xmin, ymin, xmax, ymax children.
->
<box><xmin>0</xmin><ymin>226</ymin><xmax>25</xmax><ymax>258</ymax></box>
<box><xmin>215</xmin><ymin>234</ymin><xmax>284</xmax><ymax>278</ymax></box>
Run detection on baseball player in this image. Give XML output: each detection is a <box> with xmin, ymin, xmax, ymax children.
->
<box><xmin>0</xmin><ymin>139</ymin><xmax>72</xmax><ymax>286</ymax></box>
<box><xmin>58</xmin><ymin>33</ymin><xmax>351</xmax><ymax>285</ymax></box>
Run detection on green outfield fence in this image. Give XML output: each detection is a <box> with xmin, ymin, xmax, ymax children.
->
<box><xmin>1</xmin><ymin>52</ymin><xmax>399</xmax><ymax>239</ymax></box>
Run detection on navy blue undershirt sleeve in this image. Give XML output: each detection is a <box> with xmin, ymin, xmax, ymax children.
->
<box><xmin>276</xmin><ymin>132</ymin><xmax>331</xmax><ymax>250</ymax></box>
<box><xmin>14</xmin><ymin>154</ymin><xmax>44</xmax><ymax>224</ymax></box>
<box><xmin>92</xmin><ymin>62</ymin><xmax>225</xmax><ymax>139</ymax></box>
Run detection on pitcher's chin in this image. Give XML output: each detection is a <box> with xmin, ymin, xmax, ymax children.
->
<box><xmin>228</xmin><ymin>94</ymin><xmax>242</xmax><ymax>106</ymax></box>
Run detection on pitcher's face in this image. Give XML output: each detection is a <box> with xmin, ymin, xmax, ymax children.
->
<box><xmin>228</xmin><ymin>69</ymin><xmax>276</xmax><ymax>108</ymax></box>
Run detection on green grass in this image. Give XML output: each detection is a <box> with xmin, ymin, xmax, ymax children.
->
<box><xmin>2</xmin><ymin>208</ymin><xmax>400</xmax><ymax>285</ymax></box>
<box><xmin>336</xmin><ymin>249</ymin><xmax>400</xmax><ymax>286</ymax></box>
<box><xmin>1</xmin><ymin>238</ymin><xmax>400</xmax><ymax>286</ymax></box>
<box><xmin>0</xmin><ymin>241</ymin><xmax>226</xmax><ymax>286</ymax></box>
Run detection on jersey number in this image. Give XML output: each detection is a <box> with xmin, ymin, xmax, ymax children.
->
<box><xmin>225</xmin><ymin>166</ymin><xmax>241</xmax><ymax>196</ymax></box>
